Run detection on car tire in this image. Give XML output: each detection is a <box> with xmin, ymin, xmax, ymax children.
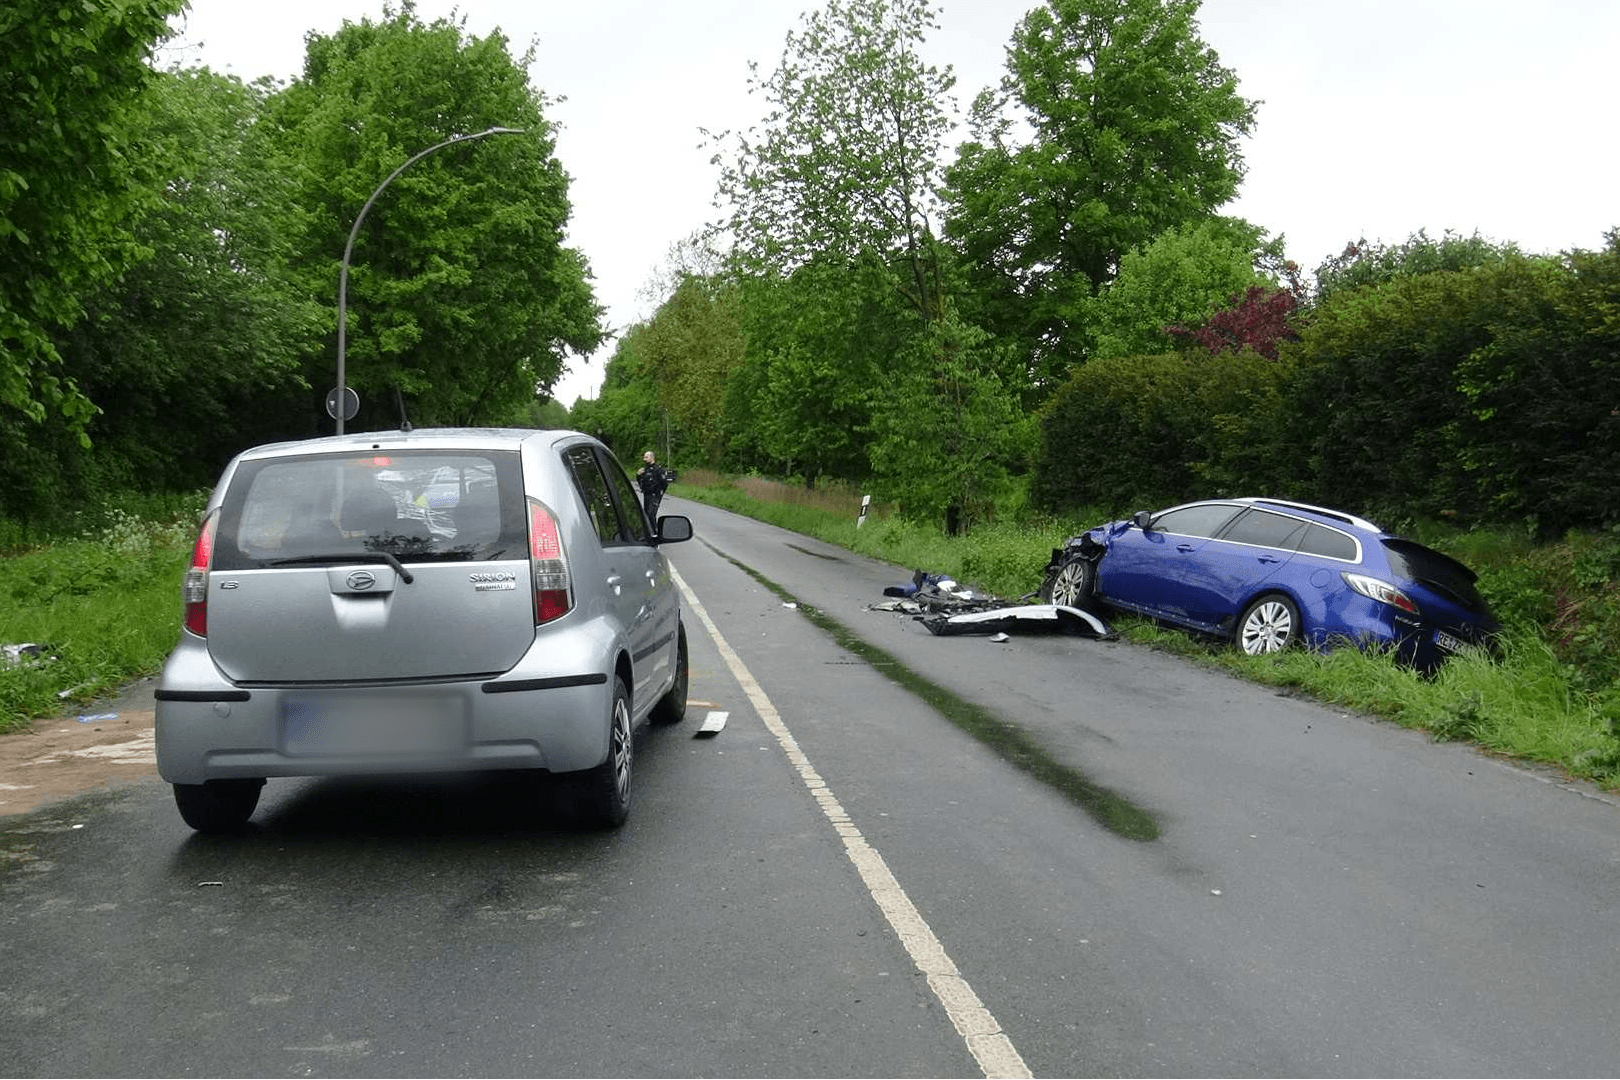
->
<box><xmin>580</xmin><ymin>676</ymin><xmax>633</xmax><ymax>827</ymax></box>
<box><xmin>1237</xmin><ymin>594</ymin><xmax>1300</xmax><ymax>655</ymax></box>
<box><xmin>172</xmin><ymin>778</ymin><xmax>264</xmax><ymax>833</ymax></box>
<box><xmin>1040</xmin><ymin>554</ymin><xmax>1096</xmax><ymax>608</ymax></box>
<box><xmin>650</xmin><ymin>623</ymin><xmax>688</xmax><ymax>726</ymax></box>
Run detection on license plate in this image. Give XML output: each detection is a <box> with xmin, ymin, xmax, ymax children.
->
<box><xmin>1433</xmin><ymin>629</ymin><xmax>1470</xmax><ymax>654</ymax></box>
<box><xmin>281</xmin><ymin>695</ymin><xmax>466</xmax><ymax>756</ymax></box>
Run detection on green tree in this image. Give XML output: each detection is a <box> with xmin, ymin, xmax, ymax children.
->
<box><xmin>271</xmin><ymin>3</ymin><xmax>602</xmax><ymax>432</ymax></box>
<box><xmin>868</xmin><ymin>306</ymin><xmax>1034</xmax><ymax>526</ymax></box>
<box><xmin>1</xmin><ymin>0</ymin><xmax>183</xmax><ymax>428</ymax></box>
<box><xmin>52</xmin><ymin>67</ymin><xmax>324</xmax><ymax>492</ymax></box>
<box><xmin>1088</xmin><ymin>217</ymin><xmax>1275</xmax><ymax>360</ymax></box>
<box><xmin>635</xmin><ymin>273</ymin><xmax>747</xmax><ymax>463</ymax></box>
<box><xmin>708</xmin><ymin>0</ymin><xmax>1027</xmax><ymax>527</ymax></box>
<box><xmin>944</xmin><ymin>0</ymin><xmax>1257</xmax><ymax>389</ymax></box>
<box><xmin>709</xmin><ymin>0</ymin><xmax>955</xmax><ymax>314</ymax></box>
<box><xmin>730</xmin><ymin>259</ymin><xmax>890</xmax><ymax>484</ymax></box>
<box><xmin>1311</xmin><ymin>229</ymin><xmax>1516</xmax><ymax>305</ymax></box>
<box><xmin>571</xmin><ymin>328</ymin><xmax>665</xmax><ymax>462</ymax></box>
<box><xmin>517</xmin><ymin>396</ymin><xmax>571</xmax><ymax>430</ymax></box>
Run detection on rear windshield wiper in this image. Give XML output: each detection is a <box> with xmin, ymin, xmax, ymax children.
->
<box><xmin>263</xmin><ymin>552</ymin><xmax>415</xmax><ymax>584</ymax></box>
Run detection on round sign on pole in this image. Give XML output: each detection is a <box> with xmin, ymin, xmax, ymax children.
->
<box><xmin>325</xmin><ymin>386</ymin><xmax>360</xmax><ymax>422</ymax></box>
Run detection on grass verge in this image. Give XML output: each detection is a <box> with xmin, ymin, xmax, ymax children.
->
<box><xmin>1</xmin><ymin>502</ymin><xmax>200</xmax><ymax>733</ymax></box>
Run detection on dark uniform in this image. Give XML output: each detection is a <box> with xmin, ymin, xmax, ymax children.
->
<box><xmin>636</xmin><ymin>458</ymin><xmax>670</xmax><ymax>524</ymax></box>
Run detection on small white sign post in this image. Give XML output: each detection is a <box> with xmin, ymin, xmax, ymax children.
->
<box><xmin>857</xmin><ymin>494</ymin><xmax>872</xmax><ymax>528</ymax></box>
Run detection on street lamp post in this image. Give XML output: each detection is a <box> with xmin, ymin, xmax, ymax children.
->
<box><xmin>334</xmin><ymin>126</ymin><xmax>525</xmax><ymax>434</ymax></box>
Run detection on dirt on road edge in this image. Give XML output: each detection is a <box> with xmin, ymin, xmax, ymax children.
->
<box><xmin>1</xmin><ymin>678</ymin><xmax>159</xmax><ymax>816</ymax></box>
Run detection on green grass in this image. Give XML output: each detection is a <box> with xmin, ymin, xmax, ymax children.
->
<box><xmin>673</xmin><ymin>477</ymin><xmax>1620</xmax><ymax>791</ymax></box>
<box><xmin>1</xmin><ymin>498</ymin><xmax>203</xmax><ymax>732</ymax></box>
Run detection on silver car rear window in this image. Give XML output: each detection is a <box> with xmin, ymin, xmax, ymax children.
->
<box><xmin>213</xmin><ymin>449</ymin><xmax>526</xmax><ymax>570</ymax></box>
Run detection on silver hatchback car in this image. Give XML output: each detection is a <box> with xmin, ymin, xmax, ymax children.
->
<box><xmin>155</xmin><ymin>428</ymin><xmax>692</xmax><ymax>832</ymax></box>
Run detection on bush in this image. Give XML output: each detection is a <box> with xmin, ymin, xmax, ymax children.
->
<box><xmin>1454</xmin><ymin>234</ymin><xmax>1620</xmax><ymax>532</ymax></box>
<box><xmin>1032</xmin><ymin>348</ymin><xmax>1294</xmax><ymax>512</ymax></box>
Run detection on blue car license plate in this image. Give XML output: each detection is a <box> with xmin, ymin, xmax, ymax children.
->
<box><xmin>282</xmin><ymin>696</ymin><xmax>466</xmax><ymax>756</ymax></box>
<box><xmin>1433</xmin><ymin>629</ymin><xmax>1470</xmax><ymax>654</ymax></box>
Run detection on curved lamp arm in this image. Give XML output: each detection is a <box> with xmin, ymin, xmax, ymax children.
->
<box><xmin>335</xmin><ymin>126</ymin><xmax>526</xmax><ymax>433</ymax></box>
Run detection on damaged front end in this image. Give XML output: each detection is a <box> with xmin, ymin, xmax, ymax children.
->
<box><xmin>1044</xmin><ymin>531</ymin><xmax>1107</xmax><ymax>577</ymax></box>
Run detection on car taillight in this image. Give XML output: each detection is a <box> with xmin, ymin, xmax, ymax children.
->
<box><xmin>1342</xmin><ymin>572</ymin><xmax>1419</xmax><ymax>615</ymax></box>
<box><xmin>528</xmin><ymin>498</ymin><xmax>573</xmax><ymax>625</ymax></box>
<box><xmin>183</xmin><ymin>512</ymin><xmax>218</xmax><ymax>637</ymax></box>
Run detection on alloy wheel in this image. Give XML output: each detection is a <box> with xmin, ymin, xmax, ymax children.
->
<box><xmin>1240</xmin><ymin>598</ymin><xmax>1296</xmax><ymax>654</ymax></box>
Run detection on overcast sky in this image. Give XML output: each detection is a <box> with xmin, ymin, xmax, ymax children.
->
<box><xmin>165</xmin><ymin>0</ymin><xmax>1620</xmax><ymax>406</ymax></box>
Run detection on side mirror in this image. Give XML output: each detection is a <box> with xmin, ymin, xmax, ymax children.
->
<box><xmin>654</xmin><ymin>515</ymin><xmax>693</xmax><ymax>544</ymax></box>
<box><xmin>1132</xmin><ymin>511</ymin><xmax>1154</xmax><ymax>531</ymax></box>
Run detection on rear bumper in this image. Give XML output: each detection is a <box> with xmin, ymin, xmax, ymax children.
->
<box><xmin>155</xmin><ymin>620</ymin><xmax>622</xmax><ymax>785</ymax></box>
<box><xmin>1311</xmin><ymin>596</ymin><xmax>1495</xmax><ymax>671</ymax></box>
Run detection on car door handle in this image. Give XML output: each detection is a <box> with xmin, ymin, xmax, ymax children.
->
<box><xmin>1177</xmin><ymin>543</ymin><xmax>1196</xmax><ymax>553</ymax></box>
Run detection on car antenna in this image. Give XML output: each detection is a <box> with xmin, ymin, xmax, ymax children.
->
<box><xmin>393</xmin><ymin>384</ymin><xmax>413</xmax><ymax>433</ymax></box>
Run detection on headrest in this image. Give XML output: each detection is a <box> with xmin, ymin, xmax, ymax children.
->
<box><xmin>338</xmin><ymin>486</ymin><xmax>399</xmax><ymax>534</ymax></box>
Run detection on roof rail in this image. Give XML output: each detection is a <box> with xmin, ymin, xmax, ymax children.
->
<box><xmin>1237</xmin><ymin>497</ymin><xmax>1381</xmax><ymax>532</ymax></box>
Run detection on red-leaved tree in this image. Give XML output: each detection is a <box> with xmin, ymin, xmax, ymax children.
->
<box><xmin>1166</xmin><ymin>262</ymin><xmax>1303</xmax><ymax>359</ymax></box>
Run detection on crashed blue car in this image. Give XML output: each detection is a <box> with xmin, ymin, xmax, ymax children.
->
<box><xmin>1040</xmin><ymin>498</ymin><xmax>1499</xmax><ymax>671</ymax></box>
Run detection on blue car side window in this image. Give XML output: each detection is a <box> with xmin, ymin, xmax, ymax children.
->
<box><xmin>1298</xmin><ymin>523</ymin><xmax>1358</xmax><ymax>561</ymax></box>
<box><xmin>1151</xmin><ymin>504</ymin><xmax>1241</xmax><ymax>539</ymax></box>
<box><xmin>1220</xmin><ymin>509</ymin><xmax>1307</xmax><ymax>550</ymax></box>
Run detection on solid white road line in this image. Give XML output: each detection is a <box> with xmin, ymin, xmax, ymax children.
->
<box><xmin>671</xmin><ymin>565</ymin><xmax>1032</xmax><ymax>1080</ymax></box>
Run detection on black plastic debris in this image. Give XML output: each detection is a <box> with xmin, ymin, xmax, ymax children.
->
<box><xmin>884</xmin><ymin>568</ymin><xmax>974</xmax><ymax>601</ymax></box>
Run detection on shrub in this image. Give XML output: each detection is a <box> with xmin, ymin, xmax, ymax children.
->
<box><xmin>1454</xmin><ymin>234</ymin><xmax>1620</xmax><ymax>532</ymax></box>
<box><xmin>1032</xmin><ymin>348</ymin><xmax>1294</xmax><ymax>512</ymax></box>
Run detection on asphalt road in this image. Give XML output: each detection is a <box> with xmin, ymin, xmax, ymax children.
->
<box><xmin>4</xmin><ymin>495</ymin><xmax>1619</xmax><ymax>1077</ymax></box>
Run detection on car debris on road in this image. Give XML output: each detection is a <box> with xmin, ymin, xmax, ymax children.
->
<box><xmin>869</xmin><ymin>569</ymin><xmax>1115</xmax><ymax>640</ymax></box>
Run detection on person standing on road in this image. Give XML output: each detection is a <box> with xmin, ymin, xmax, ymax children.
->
<box><xmin>636</xmin><ymin>450</ymin><xmax>670</xmax><ymax>525</ymax></box>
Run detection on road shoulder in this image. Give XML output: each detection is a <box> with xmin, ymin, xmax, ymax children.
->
<box><xmin>1</xmin><ymin>677</ymin><xmax>158</xmax><ymax>815</ymax></box>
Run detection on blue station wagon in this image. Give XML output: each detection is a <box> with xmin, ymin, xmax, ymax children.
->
<box><xmin>1040</xmin><ymin>498</ymin><xmax>1498</xmax><ymax>671</ymax></box>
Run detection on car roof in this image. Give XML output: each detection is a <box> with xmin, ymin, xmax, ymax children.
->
<box><xmin>232</xmin><ymin>427</ymin><xmax>594</xmax><ymax>462</ymax></box>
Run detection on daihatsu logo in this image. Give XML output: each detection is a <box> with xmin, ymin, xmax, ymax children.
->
<box><xmin>347</xmin><ymin>570</ymin><xmax>377</xmax><ymax>591</ymax></box>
